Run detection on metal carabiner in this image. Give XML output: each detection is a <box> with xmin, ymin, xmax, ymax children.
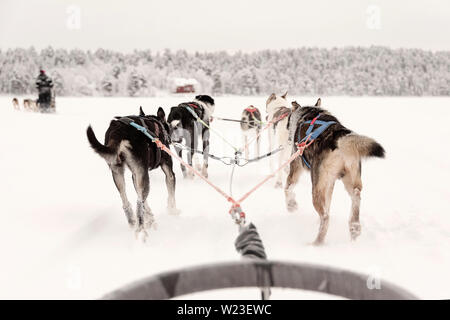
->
<box><xmin>220</xmin><ymin>157</ymin><xmax>234</xmax><ymax>165</ymax></box>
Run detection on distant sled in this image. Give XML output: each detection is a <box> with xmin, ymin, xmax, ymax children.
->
<box><xmin>13</xmin><ymin>88</ymin><xmax>56</xmax><ymax>113</ymax></box>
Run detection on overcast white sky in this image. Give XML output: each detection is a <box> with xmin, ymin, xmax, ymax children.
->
<box><xmin>0</xmin><ymin>0</ymin><xmax>449</xmax><ymax>52</ymax></box>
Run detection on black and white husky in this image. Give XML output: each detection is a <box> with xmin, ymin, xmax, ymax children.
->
<box><xmin>285</xmin><ymin>98</ymin><xmax>385</xmax><ymax>245</ymax></box>
<box><xmin>167</xmin><ymin>95</ymin><xmax>215</xmax><ymax>178</ymax></box>
<box><xmin>86</xmin><ymin>107</ymin><xmax>178</xmax><ymax>236</ymax></box>
<box><xmin>240</xmin><ymin>106</ymin><xmax>262</xmax><ymax>160</ymax></box>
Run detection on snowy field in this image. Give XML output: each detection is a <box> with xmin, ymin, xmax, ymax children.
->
<box><xmin>0</xmin><ymin>95</ymin><xmax>449</xmax><ymax>299</ymax></box>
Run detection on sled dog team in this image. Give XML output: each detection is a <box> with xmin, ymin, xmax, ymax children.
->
<box><xmin>87</xmin><ymin>94</ymin><xmax>385</xmax><ymax>244</ymax></box>
<box><xmin>12</xmin><ymin>98</ymin><xmax>40</xmax><ymax>111</ymax></box>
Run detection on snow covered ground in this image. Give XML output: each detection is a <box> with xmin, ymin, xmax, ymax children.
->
<box><xmin>0</xmin><ymin>95</ymin><xmax>449</xmax><ymax>299</ymax></box>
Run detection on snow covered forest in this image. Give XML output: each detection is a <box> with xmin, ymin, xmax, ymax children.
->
<box><xmin>1</xmin><ymin>46</ymin><xmax>449</xmax><ymax>97</ymax></box>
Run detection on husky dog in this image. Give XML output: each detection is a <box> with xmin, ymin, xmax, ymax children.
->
<box><xmin>167</xmin><ymin>95</ymin><xmax>215</xmax><ymax>178</ymax></box>
<box><xmin>285</xmin><ymin>98</ymin><xmax>385</xmax><ymax>245</ymax></box>
<box><xmin>12</xmin><ymin>98</ymin><xmax>20</xmax><ymax>110</ymax></box>
<box><xmin>23</xmin><ymin>99</ymin><xmax>38</xmax><ymax>111</ymax></box>
<box><xmin>240</xmin><ymin>105</ymin><xmax>262</xmax><ymax>160</ymax></box>
<box><xmin>266</xmin><ymin>92</ymin><xmax>292</xmax><ymax>188</ymax></box>
<box><xmin>86</xmin><ymin>107</ymin><xmax>178</xmax><ymax>236</ymax></box>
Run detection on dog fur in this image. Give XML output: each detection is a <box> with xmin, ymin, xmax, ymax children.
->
<box><xmin>23</xmin><ymin>99</ymin><xmax>38</xmax><ymax>111</ymax></box>
<box><xmin>266</xmin><ymin>92</ymin><xmax>292</xmax><ymax>188</ymax></box>
<box><xmin>86</xmin><ymin>107</ymin><xmax>178</xmax><ymax>237</ymax></box>
<box><xmin>12</xmin><ymin>98</ymin><xmax>20</xmax><ymax>110</ymax></box>
<box><xmin>167</xmin><ymin>95</ymin><xmax>215</xmax><ymax>178</ymax></box>
<box><xmin>285</xmin><ymin>98</ymin><xmax>385</xmax><ymax>245</ymax></box>
<box><xmin>240</xmin><ymin>106</ymin><xmax>262</xmax><ymax>159</ymax></box>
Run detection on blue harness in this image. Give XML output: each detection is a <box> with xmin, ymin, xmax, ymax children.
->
<box><xmin>298</xmin><ymin>115</ymin><xmax>336</xmax><ymax>169</ymax></box>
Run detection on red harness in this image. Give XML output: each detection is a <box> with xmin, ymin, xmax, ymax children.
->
<box><xmin>245</xmin><ymin>106</ymin><xmax>258</xmax><ymax>114</ymax></box>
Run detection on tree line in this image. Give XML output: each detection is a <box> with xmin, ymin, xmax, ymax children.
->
<box><xmin>1</xmin><ymin>46</ymin><xmax>449</xmax><ymax>97</ymax></box>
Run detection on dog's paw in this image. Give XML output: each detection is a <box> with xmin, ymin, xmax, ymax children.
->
<box><xmin>127</xmin><ymin>219</ymin><xmax>137</xmax><ymax>229</ymax></box>
<box><xmin>168</xmin><ymin>207</ymin><xmax>181</xmax><ymax>215</ymax></box>
<box><xmin>143</xmin><ymin>214</ymin><xmax>155</xmax><ymax>230</ymax></box>
<box><xmin>201</xmin><ymin>165</ymin><xmax>208</xmax><ymax>178</ymax></box>
<box><xmin>134</xmin><ymin>225</ymin><xmax>143</xmax><ymax>239</ymax></box>
<box><xmin>123</xmin><ymin>205</ymin><xmax>136</xmax><ymax>227</ymax></box>
<box><xmin>349</xmin><ymin>222</ymin><xmax>361</xmax><ymax>240</ymax></box>
<box><xmin>185</xmin><ymin>171</ymin><xmax>195</xmax><ymax>179</ymax></box>
<box><xmin>312</xmin><ymin>239</ymin><xmax>325</xmax><ymax>246</ymax></box>
<box><xmin>287</xmin><ymin>199</ymin><xmax>298</xmax><ymax>212</ymax></box>
<box><xmin>136</xmin><ymin>229</ymin><xmax>149</xmax><ymax>243</ymax></box>
<box><xmin>274</xmin><ymin>181</ymin><xmax>283</xmax><ymax>189</ymax></box>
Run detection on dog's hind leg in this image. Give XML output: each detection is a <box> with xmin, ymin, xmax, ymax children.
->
<box><xmin>284</xmin><ymin>158</ymin><xmax>303</xmax><ymax>212</ymax></box>
<box><xmin>268</xmin><ymin>128</ymin><xmax>275</xmax><ymax>172</ymax></box>
<box><xmin>342</xmin><ymin>164</ymin><xmax>363</xmax><ymax>241</ymax></box>
<box><xmin>243</xmin><ymin>133</ymin><xmax>249</xmax><ymax>160</ymax></box>
<box><xmin>161</xmin><ymin>160</ymin><xmax>179</xmax><ymax>215</ymax></box>
<box><xmin>111</xmin><ymin>165</ymin><xmax>135</xmax><ymax>228</ymax></box>
<box><xmin>185</xmin><ymin>127</ymin><xmax>195</xmax><ymax>179</ymax></box>
<box><xmin>311</xmin><ymin>166</ymin><xmax>336</xmax><ymax>245</ymax></box>
<box><xmin>131</xmin><ymin>167</ymin><xmax>154</xmax><ymax>234</ymax></box>
<box><xmin>174</xmin><ymin>145</ymin><xmax>187</xmax><ymax>178</ymax></box>
<box><xmin>201</xmin><ymin>126</ymin><xmax>210</xmax><ymax>178</ymax></box>
<box><xmin>256</xmin><ymin>129</ymin><xmax>261</xmax><ymax>158</ymax></box>
<box><xmin>274</xmin><ymin>150</ymin><xmax>285</xmax><ymax>188</ymax></box>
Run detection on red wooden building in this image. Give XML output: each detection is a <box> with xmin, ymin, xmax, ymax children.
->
<box><xmin>173</xmin><ymin>78</ymin><xmax>198</xmax><ymax>94</ymax></box>
<box><xmin>176</xmin><ymin>84</ymin><xmax>195</xmax><ymax>93</ymax></box>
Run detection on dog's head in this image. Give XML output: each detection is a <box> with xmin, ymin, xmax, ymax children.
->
<box><xmin>167</xmin><ymin>107</ymin><xmax>185</xmax><ymax>142</ymax></box>
<box><xmin>156</xmin><ymin>107</ymin><xmax>170</xmax><ymax>136</ymax></box>
<box><xmin>314</xmin><ymin>98</ymin><xmax>321</xmax><ymax>107</ymax></box>
<box><xmin>139</xmin><ymin>106</ymin><xmax>171</xmax><ymax>138</ymax></box>
<box><xmin>266</xmin><ymin>91</ymin><xmax>288</xmax><ymax>114</ymax></box>
<box><xmin>290</xmin><ymin>98</ymin><xmax>321</xmax><ymax>112</ymax></box>
<box><xmin>287</xmin><ymin>98</ymin><xmax>322</xmax><ymax>144</ymax></box>
<box><xmin>194</xmin><ymin>94</ymin><xmax>215</xmax><ymax>117</ymax></box>
<box><xmin>194</xmin><ymin>95</ymin><xmax>215</xmax><ymax>108</ymax></box>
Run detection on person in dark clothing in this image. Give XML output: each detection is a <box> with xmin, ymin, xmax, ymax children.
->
<box><xmin>36</xmin><ymin>70</ymin><xmax>53</xmax><ymax>108</ymax></box>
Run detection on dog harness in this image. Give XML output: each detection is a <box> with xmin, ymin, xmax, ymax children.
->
<box><xmin>245</xmin><ymin>106</ymin><xmax>258</xmax><ymax>114</ymax></box>
<box><xmin>244</xmin><ymin>106</ymin><xmax>261</xmax><ymax>128</ymax></box>
<box><xmin>116</xmin><ymin>116</ymin><xmax>169</xmax><ymax>169</ymax></box>
<box><xmin>298</xmin><ymin>114</ymin><xmax>336</xmax><ymax>169</ymax></box>
<box><xmin>181</xmin><ymin>102</ymin><xmax>207</xmax><ymax>122</ymax></box>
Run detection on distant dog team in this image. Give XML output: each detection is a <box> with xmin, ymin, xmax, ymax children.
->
<box><xmin>12</xmin><ymin>98</ymin><xmax>39</xmax><ymax>111</ymax></box>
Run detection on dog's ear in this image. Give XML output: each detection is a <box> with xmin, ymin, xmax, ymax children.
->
<box><xmin>281</xmin><ymin>91</ymin><xmax>288</xmax><ymax>99</ymax></box>
<box><xmin>266</xmin><ymin>93</ymin><xmax>276</xmax><ymax>105</ymax></box>
<box><xmin>315</xmin><ymin>98</ymin><xmax>321</xmax><ymax>107</ymax></box>
<box><xmin>291</xmin><ymin>101</ymin><xmax>301</xmax><ymax>111</ymax></box>
<box><xmin>139</xmin><ymin>106</ymin><xmax>145</xmax><ymax>116</ymax></box>
<box><xmin>157</xmin><ymin>107</ymin><xmax>166</xmax><ymax>121</ymax></box>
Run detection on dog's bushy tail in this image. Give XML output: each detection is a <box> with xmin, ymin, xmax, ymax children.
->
<box><xmin>86</xmin><ymin>125</ymin><xmax>116</xmax><ymax>158</ymax></box>
<box><xmin>338</xmin><ymin>133</ymin><xmax>385</xmax><ymax>159</ymax></box>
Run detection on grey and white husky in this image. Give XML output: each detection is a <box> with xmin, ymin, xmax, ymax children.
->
<box><xmin>285</xmin><ymin>98</ymin><xmax>385</xmax><ymax>245</ymax></box>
